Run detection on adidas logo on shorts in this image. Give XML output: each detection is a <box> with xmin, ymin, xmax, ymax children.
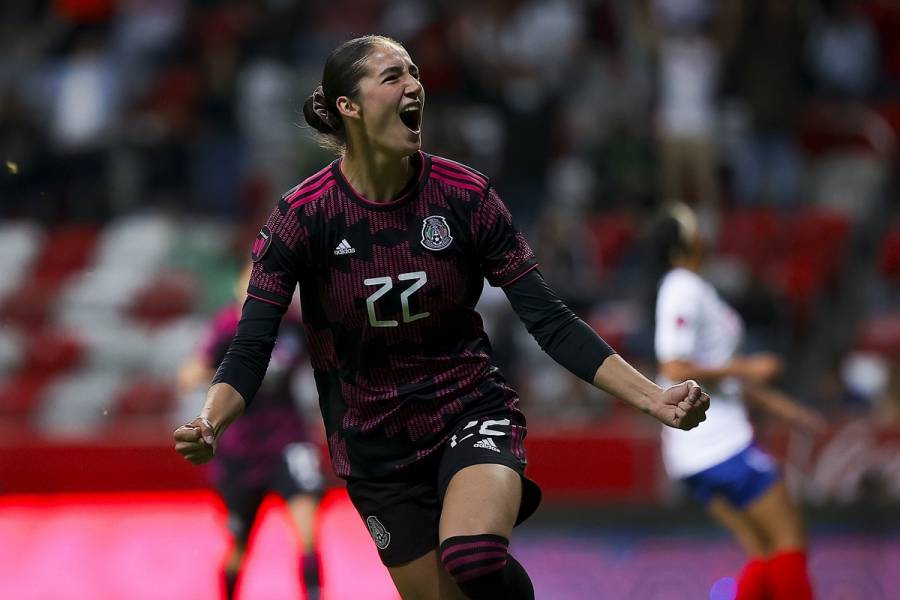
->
<box><xmin>473</xmin><ymin>438</ymin><xmax>501</xmax><ymax>453</ymax></box>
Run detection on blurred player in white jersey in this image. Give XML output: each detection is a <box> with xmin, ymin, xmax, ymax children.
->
<box><xmin>652</xmin><ymin>203</ymin><xmax>824</xmax><ymax>600</ymax></box>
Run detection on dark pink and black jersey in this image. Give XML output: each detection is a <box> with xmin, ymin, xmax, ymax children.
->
<box><xmin>247</xmin><ymin>151</ymin><xmax>538</xmax><ymax>479</ymax></box>
<box><xmin>200</xmin><ymin>304</ymin><xmax>309</xmax><ymax>485</ymax></box>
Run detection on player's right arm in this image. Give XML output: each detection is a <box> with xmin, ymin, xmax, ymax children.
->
<box><xmin>175</xmin><ymin>205</ymin><xmax>301</xmax><ymax>464</ymax></box>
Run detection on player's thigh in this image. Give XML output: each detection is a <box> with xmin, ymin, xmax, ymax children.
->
<box><xmin>707</xmin><ymin>494</ymin><xmax>769</xmax><ymax>557</ymax></box>
<box><xmin>743</xmin><ymin>480</ymin><xmax>807</xmax><ymax>551</ymax></box>
<box><xmin>285</xmin><ymin>493</ymin><xmax>319</xmax><ymax>549</ymax></box>
<box><xmin>388</xmin><ymin>550</ymin><xmax>467</xmax><ymax>600</ymax></box>
<box><xmin>439</xmin><ymin>463</ymin><xmax>521</xmax><ymax>541</ymax></box>
<box><xmin>274</xmin><ymin>443</ymin><xmax>325</xmax><ymax>546</ymax></box>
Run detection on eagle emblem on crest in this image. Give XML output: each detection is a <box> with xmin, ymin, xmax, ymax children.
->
<box><xmin>420</xmin><ymin>215</ymin><xmax>453</xmax><ymax>251</ymax></box>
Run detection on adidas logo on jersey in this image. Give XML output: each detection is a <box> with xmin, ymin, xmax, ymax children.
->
<box><xmin>334</xmin><ymin>239</ymin><xmax>356</xmax><ymax>255</ymax></box>
<box><xmin>473</xmin><ymin>438</ymin><xmax>501</xmax><ymax>453</ymax></box>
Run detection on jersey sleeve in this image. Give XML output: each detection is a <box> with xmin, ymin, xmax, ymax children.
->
<box><xmin>655</xmin><ymin>273</ymin><xmax>703</xmax><ymax>362</ymax></box>
<box><xmin>247</xmin><ymin>200</ymin><xmax>303</xmax><ymax>307</ymax></box>
<box><xmin>472</xmin><ymin>186</ymin><xmax>538</xmax><ymax>287</ymax></box>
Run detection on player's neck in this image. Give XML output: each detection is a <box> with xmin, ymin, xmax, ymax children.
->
<box><xmin>672</xmin><ymin>255</ymin><xmax>703</xmax><ymax>273</ymax></box>
<box><xmin>340</xmin><ymin>150</ymin><xmax>413</xmax><ymax>203</ymax></box>
<box><xmin>672</xmin><ymin>256</ymin><xmax>703</xmax><ymax>273</ymax></box>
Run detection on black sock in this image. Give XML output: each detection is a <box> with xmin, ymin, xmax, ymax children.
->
<box><xmin>223</xmin><ymin>569</ymin><xmax>239</xmax><ymax>600</ymax></box>
<box><xmin>501</xmin><ymin>554</ymin><xmax>535</xmax><ymax>600</ymax></box>
<box><xmin>302</xmin><ymin>553</ymin><xmax>321</xmax><ymax>598</ymax></box>
<box><xmin>440</xmin><ymin>534</ymin><xmax>534</xmax><ymax>600</ymax></box>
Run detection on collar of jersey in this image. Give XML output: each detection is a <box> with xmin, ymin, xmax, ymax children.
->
<box><xmin>332</xmin><ymin>150</ymin><xmax>430</xmax><ymax>211</ymax></box>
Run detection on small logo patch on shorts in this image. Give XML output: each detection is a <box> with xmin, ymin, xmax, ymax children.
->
<box><xmin>366</xmin><ymin>515</ymin><xmax>391</xmax><ymax>549</ymax></box>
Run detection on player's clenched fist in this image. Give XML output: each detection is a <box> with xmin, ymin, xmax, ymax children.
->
<box><xmin>174</xmin><ymin>416</ymin><xmax>217</xmax><ymax>464</ymax></box>
<box><xmin>649</xmin><ymin>380</ymin><xmax>710</xmax><ymax>430</ymax></box>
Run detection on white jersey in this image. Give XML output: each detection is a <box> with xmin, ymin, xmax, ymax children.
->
<box><xmin>655</xmin><ymin>268</ymin><xmax>753</xmax><ymax>478</ymax></box>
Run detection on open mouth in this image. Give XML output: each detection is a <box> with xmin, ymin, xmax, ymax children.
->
<box><xmin>399</xmin><ymin>103</ymin><xmax>422</xmax><ymax>133</ymax></box>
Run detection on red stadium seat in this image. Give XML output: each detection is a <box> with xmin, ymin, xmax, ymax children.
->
<box><xmin>872</xmin><ymin>101</ymin><xmax>900</xmax><ymax>137</ymax></box>
<box><xmin>796</xmin><ymin>103</ymin><xmax>882</xmax><ymax>157</ymax></box>
<box><xmin>770</xmin><ymin>209</ymin><xmax>851</xmax><ymax>317</ymax></box>
<box><xmin>115</xmin><ymin>380</ymin><xmax>176</xmax><ymax>415</ymax></box>
<box><xmin>127</xmin><ymin>271</ymin><xmax>198</xmax><ymax>326</ymax></box>
<box><xmin>20</xmin><ymin>331</ymin><xmax>83</xmax><ymax>375</ymax></box>
<box><xmin>1</xmin><ymin>226</ymin><xmax>99</xmax><ymax>327</ymax></box>
<box><xmin>32</xmin><ymin>225</ymin><xmax>99</xmax><ymax>286</ymax></box>
<box><xmin>856</xmin><ymin>312</ymin><xmax>900</xmax><ymax>354</ymax></box>
<box><xmin>585</xmin><ymin>213</ymin><xmax>636</xmax><ymax>274</ymax></box>
<box><xmin>879</xmin><ymin>225</ymin><xmax>900</xmax><ymax>281</ymax></box>
<box><xmin>0</xmin><ymin>371</ymin><xmax>47</xmax><ymax>416</ymax></box>
<box><xmin>0</xmin><ymin>280</ymin><xmax>60</xmax><ymax>329</ymax></box>
<box><xmin>717</xmin><ymin>208</ymin><xmax>783</xmax><ymax>274</ymax></box>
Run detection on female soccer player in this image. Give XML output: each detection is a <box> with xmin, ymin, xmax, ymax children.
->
<box><xmin>177</xmin><ymin>265</ymin><xmax>326</xmax><ymax>600</ymax></box>
<box><xmin>652</xmin><ymin>203</ymin><xmax>824</xmax><ymax>600</ymax></box>
<box><xmin>175</xmin><ymin>35</ymin><xmax>709</xmax><ymax>600</ymax></box>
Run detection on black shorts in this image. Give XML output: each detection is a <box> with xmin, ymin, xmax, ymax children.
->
<box><xmin>345</xmin><ymin>411</ymin><xmax>542</xmax><ymax>567</ymax></box>
<box><xmin>217</xmin><ymin>442</ymin><xmax>325</xmax><ymax>542</ymax></box>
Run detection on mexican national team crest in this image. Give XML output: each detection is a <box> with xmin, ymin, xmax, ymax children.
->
<box><xmin>421</xmin><ymin>215</ymin><xmax>453</xmax><ymax>251</ymax></box>
<box><xmin>366</xmin><ymin>516</ymin><xmax>391</xmax><ymax>549</ymax></box>
<box><xmin>250</xmin><ymin>226</ymin><xmax>272</xmax><ymax>262</ymax></box>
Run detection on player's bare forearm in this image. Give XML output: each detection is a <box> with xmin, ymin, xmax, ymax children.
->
<box><xmin>594</xmin><ymin>355</ymin><xmax>710</xmax><ymax>430</ymax></box>
<box><xmin>743</xmin><ymin>383</ymin><xmax>826</xmax><ymax>433</ymax></box>
<box><xmin>592</xmin><ymin>354</ymin><xmax>661</xmax><ymax>414</ymax></box>
<box><xmin>201</xmin><ymin>382</ymin><xmax>246</xmax><ymax>437</ymax></box>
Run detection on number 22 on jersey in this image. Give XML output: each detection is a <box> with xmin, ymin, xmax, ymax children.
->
<box><xmin>364</xmin><ymin>271</ymin><xmax>430</xmax><ymax>328</ymax></box>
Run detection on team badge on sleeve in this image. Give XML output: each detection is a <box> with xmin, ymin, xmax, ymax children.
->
<box><xmin>250</xmin><ymin>226</ymin><xmax>272</xmax><ymax>262</ymax></box>
<box><xmin>420</xmin><ymin>215</ymin><xmax>453</xmax><ymax>251</ymax></box>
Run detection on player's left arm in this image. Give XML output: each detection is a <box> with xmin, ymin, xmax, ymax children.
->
<box><xmin>502</xmin><ymin>269</ymin><xmax>709</xmax><ymax>430</ymax></box>
<box><xmin>743</xmin><ymin>383</ymin><xmax>827</xmax><ymax>434</ymax></box>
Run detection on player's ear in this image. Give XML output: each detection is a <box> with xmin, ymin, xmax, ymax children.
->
<box><xmin>335</xmin><ymin>96</ymin><xmax>361</xmax><ymax>121</ymax></box>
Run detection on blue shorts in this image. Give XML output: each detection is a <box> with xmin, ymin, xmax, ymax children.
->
<box><xmin>682</xmin><ymin>444</ymin><xmax>780</xmax><ymax>509</ymax></box>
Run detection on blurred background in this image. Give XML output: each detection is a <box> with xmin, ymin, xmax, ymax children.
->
<box><xmin>1</xmin><ymin>0</ymin><xmax>899</xmax><ymax>598</ymax></box>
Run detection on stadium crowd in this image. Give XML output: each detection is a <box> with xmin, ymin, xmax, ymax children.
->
<box><xmin>1</xmin><ymin>0</ymin><xmax>899</xmax><ymax>451</ymax></box>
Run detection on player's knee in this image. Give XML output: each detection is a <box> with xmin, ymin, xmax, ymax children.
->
<box><xmin>439</xmin><ymin>534</ymin><xmax>509</xmax><ymax>599</ymax></box>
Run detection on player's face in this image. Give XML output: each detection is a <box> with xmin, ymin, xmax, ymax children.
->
<box><xmin>352</xmin><ymin>43</ymin><xmax>424</xmax><ymax>157</ymax></box>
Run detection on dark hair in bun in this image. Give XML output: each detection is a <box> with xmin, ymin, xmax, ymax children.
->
<box><xmin>303</xmin><ymin>34</ymin><xmax>403</xmax><ymax>154</ymax></box>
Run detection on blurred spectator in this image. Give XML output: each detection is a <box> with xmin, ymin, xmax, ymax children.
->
<box><xmin>725</xmin><ymin>0</ymin><xmax>808</xmax><ymax>207</ymax></box>
<box><xmin>873</xmin><ymin>358</ymin><xmax>900</xmax><ymax>424</ymax></box>
<box><xmin>47</xmin><ymin>26</ymin><xmax>123</xmax><ymax>218</ymax></box>
<box><xmin>50</xmin><ymin>27</ymin><xmax>120</xmax><ymax>154</ymax></box>
<box><xmin>236</xmin><ymin>43</ymin><xmax>301</xmax><ymax>199</ymax></box>
<box><xmin>0</xmin><ymin>89</ymin><xmax>50</xmax><ymax>218</ymax></box>
<box><xmin>188</xmin><ymin>7</ymin><xmax>248</xmax><ymax>218</ymax></box>
<box><xmin>450</xmin><ymin>0</ymin><xmax>586</xmax><ymax>223</ymax></box>
<box><xmin>808</xmin><ymin>0</ymin><xmax>880</xmax><ymax>99</ymax></box>
<box><xmin>532</xmin><ymin>204</ymin><xmax>602</xmax><ymax>312</ymax></box>
<box><xmin>640</xmin><ymin>0</ymin><xmax>722</xmax><ymax>210</ymax></box>
<box><xmin>859</xmin><ymin>0</ymin><xmax>900</xmax><ymax>92</ymax></box>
